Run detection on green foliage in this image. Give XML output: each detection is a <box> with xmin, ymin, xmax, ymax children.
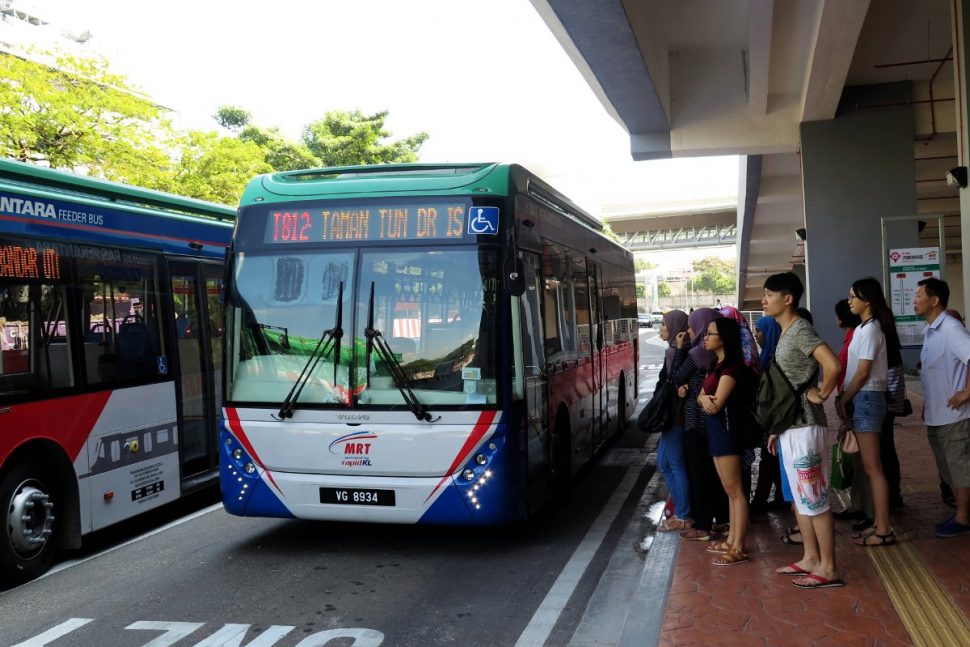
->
<box><xmin>635</xmin><ymin>258</ymin><xmax>657</xmax><ymax>272</ymax></box>
<box><xmin>691</xmin><ymin>256</ymin><xmax>736</xmax><ymax>295</ymax></box>
<box><xmin>600</xmin><ymin>222</ymin><xmax>621</xmax><ymax>242</ymax></box>
<box><xmin>635</xmin><ymin>284</ymin><xmax>646</xmax><ymax>299</ymax></box>
<box><xmin>658</xmin><ymin>282</ymin><xmax>672</xmax><ymax>298</ymax></box>
<box><xmin>0</xmin><ymin>51</ymin><xmax>172</xmax><ymax>186</ymax></box>
<box><xmin>215</xmin><ymin>106</ymin><xmax>252</xmax><ymax>131</ymax></box>
<box><xmin>239</xmin><ymin>126</ymin><xmax>320</xmax><ymax>171</ymax></box>
<box><xmin>301</xmin><ymin>110</ymin><xmax>428</xmax><ymax>167</ymax></box>
<box><xmin>169</xmin><ymin>131</ymin><xmax>272</xmax><ymax>204</ymax></box>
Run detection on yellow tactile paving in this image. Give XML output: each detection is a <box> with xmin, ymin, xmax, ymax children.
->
<box><xmin>867</xmin><ymin>539</ymin><xmax>970</xmax><ymax>646</ymax></box>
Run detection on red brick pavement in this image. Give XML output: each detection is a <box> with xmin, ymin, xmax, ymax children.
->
<box><xmin>658</xmin><ymin>387</ymin><xmax>970</xmax><ymax>646</ymax></box>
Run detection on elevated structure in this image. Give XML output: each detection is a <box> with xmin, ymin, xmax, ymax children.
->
<box><xmin>534</xmin><ymin>0</ymin><xmax>969</xmax><ymax>355</ymax></box>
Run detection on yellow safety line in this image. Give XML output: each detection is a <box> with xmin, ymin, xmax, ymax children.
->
<box><xmin>867</xmin><ymin>542</ymin><xmax>970</xmax><ymax>647</ymax></box>
<box><xmin>836</xmin><ymin>491</ymin><xmax>970</xmax><ymax>646</ymax></box>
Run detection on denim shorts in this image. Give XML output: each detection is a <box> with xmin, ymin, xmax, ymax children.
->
<box><xmin>851</xmin><ymin>390</ymin><xmax>887</xmax><ymax>433</ymax></box>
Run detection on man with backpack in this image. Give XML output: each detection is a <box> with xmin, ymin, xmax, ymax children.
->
<box><xmin>760</xmin><ymin>272</ymin><xmax>844</xmax><ymax>589</ymax></box>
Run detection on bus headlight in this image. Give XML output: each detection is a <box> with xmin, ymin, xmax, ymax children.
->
<box><xmin>475</xmin><ymin>453</ymin><xmax>487</xmax><ymax>465</ymax></box>
<box><xmin>232</xmin><ymin>448</ymin><xmax>243</xmax><ymax>460</ymax></box>
<box><xmin>244</xmin><ymin>463</ymin><xmax>256</xmax><ymax>474</ymax></box>
<box><xmin>462</xmin><ymin>469</ymin><xmax>475</xmax><ymax>481</ymax></box>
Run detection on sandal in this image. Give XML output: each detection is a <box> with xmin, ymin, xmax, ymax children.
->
<box><xmin>680</xmin><ymin>527</ymin><xmax>713</xmax><ymax>541</ymax></box>
<box><xmin>706</xmin><ymin>541</ymin><xmax>732</xmax><ymax>554</ymax></box>
<box><xmin>781</xmin><ymin>532</ymin><xmax>803</xmax><ymax>546</ymax></box>
<box><xmin>712</xmin><ymin>550</ymin><xmax>749</xmax><ymax>566</ymax></box>
<box><xmin>712</xmin><ymin>522</ymin><xmax>730</xmax><ymax>534</ymax></box>
<box><xmin>853</xmin><ymin>528</ymin><xmax>896</xmax><ymax>547</ymax></box>
<box><xmin>659</xmin><ymin>517</ymin><xmax>693</xmax><ymax>532</ymax></box>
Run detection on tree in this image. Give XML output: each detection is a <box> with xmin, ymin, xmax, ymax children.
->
<box><xmin>168</xmin><ymin>131</ymin><xmax>272</xmax><ymax>204</ymax></box>
<box><xmin>635</xmin><ymin>258</ymin><xmax>658</xmax><ymax>273</ymax></box>
<box><xmin>239</xmin><ymin>125</ymin><xmax>320</xmax><ymax>171</ymax></box>
<box><xmin>658</xmin><ymin>282</ymin><xmax>672</xmax><ymax>298</ymax></box>
<box><xmin>0</xmin><ymin>52</ymin><xmax>172</xmax><ymax>186</ymax></box>
<box><xmin>692</xmin><ymin>256</ymin><xmax>736</xmax><ymax>295</ymax></box>
<box><xmin>301</xmin><ymin>110</ymin><xmax>428</xmax><ymax>167</ymax></box>
<box><xmin>214</xmin><ymin>105</ymin><xmax>252</xmax><ymax>132</ymax></box>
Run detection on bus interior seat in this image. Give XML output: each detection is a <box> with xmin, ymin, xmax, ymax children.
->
<box><xmin>116</xmin><ymin>321</ymin><xmax>153</xmax><ymax>376</ymax></box>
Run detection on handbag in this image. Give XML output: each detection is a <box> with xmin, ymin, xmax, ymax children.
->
<box><xmin>886</xmin><ymin>364</ymin><xmax>909</xmax><ymax>416</ymax></box>
<box><xmin>841</xmin><ymin>429</ymin><xmax>860</xmax><ymax>454</ymax></box>
<box><xmin>638</xmin><ymin>368</ymin><xmax>676</xmax><ymax>433</ymax></box>
<box><xmin>831</xmin><ymin>442</ymin><xmax>854</xmax><ymax>490</ymax></box>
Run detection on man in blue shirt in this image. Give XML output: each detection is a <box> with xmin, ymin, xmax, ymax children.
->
<box><xmin>915</xmin><ymin>278</ymin><xmax>970</xmax><ymax>538</ymax></box>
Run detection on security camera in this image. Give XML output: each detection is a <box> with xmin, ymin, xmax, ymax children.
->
<box><xmin>794</xmin><ymin>228</ymin><xmax>807</xmax><ymax>241</ymax></box>
<box><xmin>946</xmin><ymin>166</ymin><xmax>968</xmax><ymax>188</ymax></box>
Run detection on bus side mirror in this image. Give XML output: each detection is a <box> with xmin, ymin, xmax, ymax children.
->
<box><xmin>505</xmin><ymin>257</ymin><xmax>525</xmax><ymax>297</ymax></box>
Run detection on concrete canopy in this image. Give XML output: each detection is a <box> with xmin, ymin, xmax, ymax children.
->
<box><xmin>532</xmin><ymin>0</ymin><xmax>959</xmax><ymax>309</ymax></box>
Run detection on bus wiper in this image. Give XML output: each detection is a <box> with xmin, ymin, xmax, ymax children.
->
<box><xmin>364</xmin><ymin>281</ymin><xmax>439</xmax><ymax>423</ymax></box>
<box><xmin>276</xmin><ymin>282</ymin><xmax>343</xmax><ymax>420</ymax></box>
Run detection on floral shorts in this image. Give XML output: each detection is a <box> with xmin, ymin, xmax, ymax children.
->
<box><xmin>780</xmin><ymin>424</ymin><xmax>831</xmax><ymax>516</ymax></box>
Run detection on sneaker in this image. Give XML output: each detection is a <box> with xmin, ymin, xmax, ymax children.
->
<box><xmin>935</xmin><ymin>518</ymin><xmax>970</xmax><ymax>538</ymax></box>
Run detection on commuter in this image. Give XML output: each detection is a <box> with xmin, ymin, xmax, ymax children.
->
<box><xmin>940</xmin><ymin>309</ymin><xmax>965</xmax><ymax>507</ymax></box>
<box><xmin>840</xmin><ymin>278</ymin><xmax>895</xmax><ymax>546</ymax></box>
<box><xmin>698</xmin><ymin>317</ymin><xmax>753</xmax><ymax>564</ymax></box>
<box><xmin>671</xmin><ymin>307</ymin><xmax>729</xmax><ymax>541</ymax></box>
<box><xmin>763</xmin><ymin>272</ymin><xmax>844</xmax><ymax>589</ymax></box>
<box><xmin>656</xmin><ymin>310</ymin><xmax>693</xmax><ymax>532</ymax></box>
<box><xmin>830</xmin><ymin>299</ymin><xmax>869</xmax><ymax>525</ymax></box>
<box><xmin>914</xmin><ymin>278</ymin><xmax>970</xmax><ymax>538</ymax></box>
<box><xmin>750</xmin><ymin>315</ymin><xmax>785</xmax><ymax>515</ymax></box>
<box><xmin>719</xmin><ymin>306</ymin><xmax>762</xmax><ymax>499</ymax></box>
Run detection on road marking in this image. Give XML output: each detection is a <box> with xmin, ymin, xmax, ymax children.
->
<box><xmin>11</xmin><ymin>618</ymin><xmax>93</xmax><ymax>647</ymax></box>
<box><xmin>40</xmin><ymin>503</ymin><xmax>223</xmax><ymax>580</ymax></box>
<box><xmin>514</xmin><ymin>467</ymin><xmax>640</xmax><ymax>647</ymax></box>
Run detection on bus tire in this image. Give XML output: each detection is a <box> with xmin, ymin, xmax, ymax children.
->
<box><xmin>551</xmin><ymin>408</ymin><xmax>571</xmax><ymax>498</ymax></box>
<box><xmin>617</xmin><ymin>376</ymin><xmax>627</xmax><ymax>433</ymax></box>
<box><xmin>0</xmin><ymin>462</ymin><xmax>61</xmax><ymax>584</ymax></box>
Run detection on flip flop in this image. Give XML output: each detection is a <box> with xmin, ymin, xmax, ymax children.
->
<box><xmin>793</xmin><ymin>574</ymin><xmax>846</xmax><ymax>589</ymax></box>
<box><xmin>776</xmin><ymin>563</ymin><xmax>811</xmax><ymax>576</ymax></box>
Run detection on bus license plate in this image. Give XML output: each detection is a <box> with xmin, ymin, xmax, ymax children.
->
<box><xmin>319</xmin><ymin>487</ymin><xmax>396</xmax><ymax>506</ymax></box>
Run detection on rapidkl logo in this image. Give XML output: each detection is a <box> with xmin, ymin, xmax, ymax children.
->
<box><xmin>329</xmin><ymin>430</ymin><xmax>377</xmax><ymax>467</ymax></box>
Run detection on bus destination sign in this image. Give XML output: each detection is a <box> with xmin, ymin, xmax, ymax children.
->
<box><xmin>263</xmin><ymin>202</ymin><xmax>478</xmax><ymax>244</ymax></box>
<box><xmin>0</xmin><ymin>240</ymin><xmax>62</xmax><ymax>282</ymax></box>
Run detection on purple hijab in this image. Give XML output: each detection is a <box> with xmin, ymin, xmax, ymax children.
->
<box><xmin>687</xmin><ymin>307</ymin><xmax>721</xmax><ymax>371</ymax></box>
<box><xmin>662</xmin><ymin>309</ymin><xmax>689</xmax><ymax>374</ymax></box>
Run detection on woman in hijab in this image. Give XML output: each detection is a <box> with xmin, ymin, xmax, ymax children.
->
<box><xmin>670</xmin><ymin>307</ymin><xmax>729</xmax><ymax>540</ymax></box>
<box><xmin>750</xmin><ymin>315</ymin><xmax>786</xmax><ymax>516</ymax></box>
<box><xmin>754</xmin><ymin>315</ymin><xmax>781</xmax><ymax>372</ymax></box>
<box><xmin>720</xmin><ymin>306</ymin><xmax>761</xmax><ymax>375</ymax></box>
<box><xmin>657</xmin><ymin>310</ymin><xmax>692</xmax><ymax>531</ymax></box>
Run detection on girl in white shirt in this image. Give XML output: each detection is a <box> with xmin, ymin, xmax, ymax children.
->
<box><xmin>843</xmin><ymin>277</ymin><xmax>900</xmax><ymax>546</ymax></box>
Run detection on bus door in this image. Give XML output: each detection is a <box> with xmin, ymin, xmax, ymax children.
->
<box><xmin>587</xmin><ymin>261</ymin><xmax>606</xmax><ymax>449</ymax></box>
<box><xmin>519</xmin><ymin>252</ymin><xmax>549</xmax><ymax>508</ymax></box>
<box><xmin>168</xmin><ymin>261</ymin><xmax>221</xmax><ymax>481</ymax></box>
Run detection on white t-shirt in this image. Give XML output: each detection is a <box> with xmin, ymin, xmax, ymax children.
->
<box><xmin>844</xmin><ymin>318</ymin><xmax>888</xmax><ymax>391</ymax></box>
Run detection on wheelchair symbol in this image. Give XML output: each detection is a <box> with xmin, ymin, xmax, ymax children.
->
<box><xmin>467</xmin><ymin>207</ymin><xmax>499</xmax><ymax>235</ymax></box>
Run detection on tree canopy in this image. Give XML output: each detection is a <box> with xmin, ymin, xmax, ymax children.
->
<box><xmin>0</xmin><ymin>52</ymin><xmax>431</xmax><ymax>205</ymax></box>
<box><xmin>692</xmin><ymin>256</ymin><xmax>736</xmax><ymax>295</ymax></box>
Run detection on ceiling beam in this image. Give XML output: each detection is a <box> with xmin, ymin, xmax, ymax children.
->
<box><xmin>801</xmin><ymin>0</ymin><xmax>871</xmax><ymax>122</ymax></box>
<box><xmin>748</xmin><ymin>0</ymin><xmax>774</xmax><ymax>114</ymax></box>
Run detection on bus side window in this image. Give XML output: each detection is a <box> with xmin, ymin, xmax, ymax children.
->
<box><xmin>0</xmin><ymin>283</ymin><xmax>74</xmax><ymax>395</ymax></box>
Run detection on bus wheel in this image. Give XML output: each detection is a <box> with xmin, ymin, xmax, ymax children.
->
<box><xmin>617</xmin><ymin>376</ymin><xmax>627</xmax><ymax>433</ymax></box>
<box><xmin>1</xmin><ymin>463</ymin><xmax>60</xmax><ymax>583</ymax></box>
<box><xmin>551</xmin><ymin>411</ymin><xmax>571</xmax><ymax>498</ymax></box>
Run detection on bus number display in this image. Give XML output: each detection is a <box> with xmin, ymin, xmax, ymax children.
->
<box><xmin>0</xmin><ymin>243</ymin><xmax>62</xmax><ymax>282</ymax></box>
<box><xmin>265</xmin><ymin>203</ymin><xmax>471</xmax><ymax>244</ymax></box>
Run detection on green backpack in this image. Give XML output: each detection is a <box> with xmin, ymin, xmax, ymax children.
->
<box><xmin>753</xmin><ymin>358</ymin><xmax>816</xmax><ymax>436</ymax></box>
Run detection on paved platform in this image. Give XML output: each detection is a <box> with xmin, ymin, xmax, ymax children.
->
<box><xmin>649</xmin><ymin>386</ymin><xmax>970</xmax><ymax>646</ymax></box>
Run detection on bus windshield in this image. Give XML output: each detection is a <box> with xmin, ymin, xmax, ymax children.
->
<box><xmin>227</xmin><ymin>246</ymin><xmax>499</xmax><ymax>408</ymax></box>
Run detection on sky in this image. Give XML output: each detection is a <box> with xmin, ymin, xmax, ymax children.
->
<box><xmin>28</xmin><ymin>0</ymin><xmax>738</xmax><ymax>217</ymax></box>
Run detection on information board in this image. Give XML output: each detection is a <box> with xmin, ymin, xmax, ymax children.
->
<box><xmin>888</xmin><ymin>247</ymin><xmax>940</xmax><ymax>347</ymax></box>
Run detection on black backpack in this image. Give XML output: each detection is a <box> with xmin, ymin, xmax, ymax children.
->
<box><xmin>638</xmin><ymin>366</ymin><xmax>677</xmax><ymax>433</ymax></box>
<box><xmin>752</xmin><ymin>358</ymin><xmax>816</xmax><ymax>436</ymax></box>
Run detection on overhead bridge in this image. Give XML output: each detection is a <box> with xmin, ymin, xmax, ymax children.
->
<box><xmin>602</xmin><ymin>203</ymin><xmax>737</xmax><ymax>252</ymax></box>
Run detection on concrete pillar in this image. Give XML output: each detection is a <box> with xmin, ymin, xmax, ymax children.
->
<box><xmin>952</xmin><ymin>0</ymin><xmax>970</xmax><ymax>313</ymax></box>
<box><xmin>800</xmin><ymin>108</ymin><xmax>919</xmax><ymax>355</ymax></box>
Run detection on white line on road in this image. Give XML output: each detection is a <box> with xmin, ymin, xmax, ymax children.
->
<box><xmin>514</xmin><ymin>467</ymin><xmax>641</xmax><ymax>647</ymax></box>
<box><xmin>39</xmin><ymin>503</ymin><xmax>223</xmax><ymax>580</ymax></box>
<box><xmin>11</xmin><ymin>618</ymin><xmax>93</xmax><ymax>647</ymax></box>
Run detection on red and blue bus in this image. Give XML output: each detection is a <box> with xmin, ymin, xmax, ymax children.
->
<box><xmin>222</xmin><ymin>163</ymin><xmax>637</xmax><ymax>525</ymax></box>
<box><xmin>0</xmin><ymin>158</ymin><xmax>234</xmax><ymax>582</ymax></box>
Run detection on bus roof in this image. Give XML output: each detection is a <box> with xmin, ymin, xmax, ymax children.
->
<box><xmin>0</xmin><ymin>157</ymin><xmax>236</xmax><ymax>222</ymax></box>
<box><xmin>240</xmin><ymin>162</ymin><xmax>603</xmax><ymax>233</ymax></box>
